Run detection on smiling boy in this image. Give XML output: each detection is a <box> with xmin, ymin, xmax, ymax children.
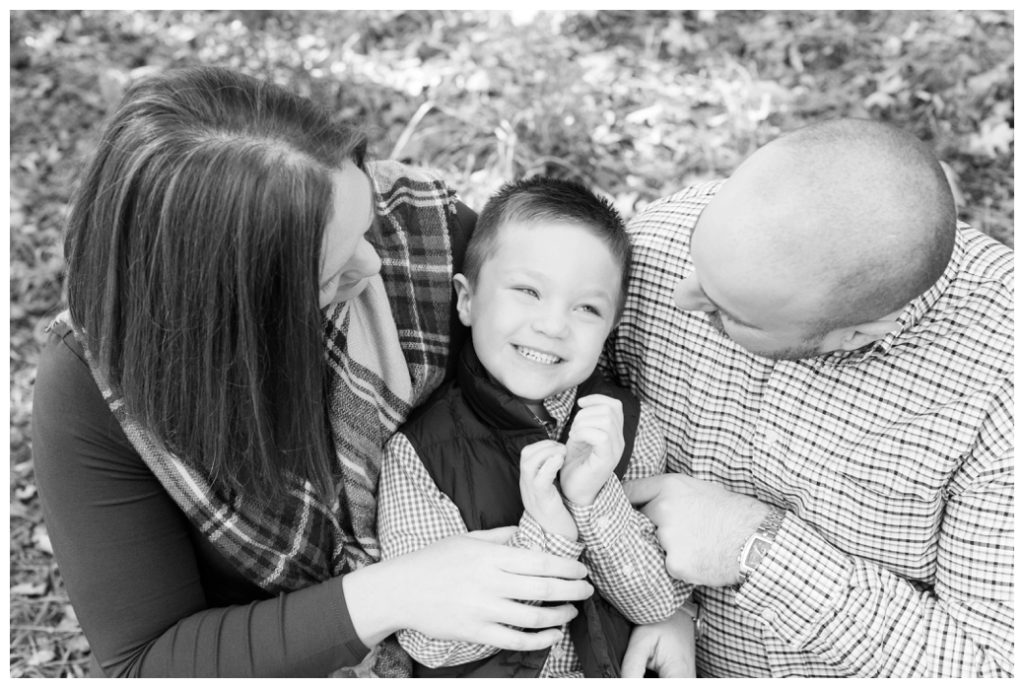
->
<box><xmin>377</xmin><ymin>177</ymin><xmax>688</xmax><ymax>678</ymax></box>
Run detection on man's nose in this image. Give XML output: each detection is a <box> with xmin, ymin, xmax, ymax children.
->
<box><xmin>673</xmin><ymin>277</ymin><xmax>715</xmax><ymax>313</ymax></box>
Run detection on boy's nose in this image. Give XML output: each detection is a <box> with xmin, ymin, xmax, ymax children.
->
<box><xmin>673</xmin><ymin>276</ymin><xmax>715</xmax><ymax>313</ymax></box>
<box><xmin>532</xmin><ymin>308</ymin><xmax>570</xmax><ymax>338</ymax></box>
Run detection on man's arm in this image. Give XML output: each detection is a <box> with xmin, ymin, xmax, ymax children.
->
<box><xmin>737</xmin><ymin>457</ymin><xmax>1013</xmax><ymax>677</ymax></box>
<box><xmin>626</xmin><ymin>390</ymin><xmax>1014</xmax><ymax>677</ymax></box>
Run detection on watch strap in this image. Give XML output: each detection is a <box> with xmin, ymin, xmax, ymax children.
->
<box><xmin>679</xmin><ymin>599</ymin><xmax>703</xmax><ymax>640</ymax></box>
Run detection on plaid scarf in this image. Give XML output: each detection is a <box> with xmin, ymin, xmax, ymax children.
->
<box><xmin>64</xmin><ymin>160</ymin><xmax>459</xmax><ymax>674</ymax></box>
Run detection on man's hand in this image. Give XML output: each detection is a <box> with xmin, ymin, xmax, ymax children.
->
<box><xmin>520</xmin><ymin>440</ymin><xmax>577</xmax><ymax>540</ymax></box>
<box><xmin>621</xmin><ymin>607</ymin><xmax>697</xmax><ymax>678</ymax></box>
<box><xmin>624</xmin><ymin>474</ymin><xmax>771</xmax><ymax>586</ymax></box>
<box><xmin>559</xmin><ymin>395</ymin><xmax>625</xmax><ymax>506</ymax></box>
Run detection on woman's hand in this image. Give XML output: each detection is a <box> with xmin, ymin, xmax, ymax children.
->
<box><xmin>621</xmin><ymin>607</ymin><xmax>697</xmax><ymax>678</ymax></box>
<box><xmin>519</xmin><ymin>440</ymin><xmax>577</xmax><ymax>540</ymax></box>
<box><xmin>560</xmin><ymin>394</ymin><xmax>625</xmax><ymax>506</ymax></box>
<box><xmin>343</xmin><ymin>526</ymin><xmax>593</xmax><ymax>650</ymax></box>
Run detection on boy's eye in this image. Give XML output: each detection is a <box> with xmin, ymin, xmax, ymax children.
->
<box><xmin>578</xmin><ymin>304</ymin><xmax>602</xmax><ymax>317</ymax></box>
<box><xmin>514</xmin><ymin>287</ymin><xmax>539</xmax><ymax>298</ymax></box>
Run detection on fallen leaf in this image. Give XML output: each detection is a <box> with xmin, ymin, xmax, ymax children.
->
<box><xmin>11</xmin><ymin>581</ymin><xmax>48</xmax><ymax>596</ymax></box>
<box><xmin>56</xmin><ymin>605</ymin><xmax>81</xmax><ymax>632</ymax></box>
<box><xmin>32</xmin><ymin>523</ymin><xmax>54</xmax><ymax>555</ymax></box>
<box><xmin>969</xmin><ymin>119</ymin><xmax>1013</xmax><ymax>158</ymax></box>
<box><xmin>15</xmin><ymin>483</ymin><xmax>38</xmax><ymax>501</ymax></box>
<box><xmin>27</xmin><ymin>648</ymin><xmax>56</xmax><ymax>666</ymax></box>
<box><xmin>65</xmin><ymin>635</ymin><xmax>91</xmax><ymax>654</ymax></box>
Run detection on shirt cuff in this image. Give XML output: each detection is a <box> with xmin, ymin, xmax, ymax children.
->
<box><xmin>330</xmin><ymin>576</ymin><xmax>373</xmax><ymax>663</ymax></box>
<box><xmin>734</xmin><ymin>511</ymin><xmax>853</xmax><ymax>648</ymax></box>
<box><xmin>513</xmin><ymin>511</ymin><xmax>584</xmax><ymax>560</ymax></box>
<box><xmin>566</xmin><ymin>478</ymin><xmax>633</xmax><ymax>549</ymax></box>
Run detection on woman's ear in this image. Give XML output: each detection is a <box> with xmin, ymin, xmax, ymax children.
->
<box><xmin>452</xmin><ymin>273</ymin><xmax>473</xmax><ymax>327</ymax></box>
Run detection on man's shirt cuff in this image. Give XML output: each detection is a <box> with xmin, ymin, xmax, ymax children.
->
<box><xmin>734</xmin><ymin>511</ymin><xmax>853</xmax><ymax>648</ymax></box>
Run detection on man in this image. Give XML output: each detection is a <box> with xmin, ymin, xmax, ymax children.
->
<box><xmin>611</xmin><ymin>118</ymin><xmax>1013</xmax><ymax>677</ymax></box>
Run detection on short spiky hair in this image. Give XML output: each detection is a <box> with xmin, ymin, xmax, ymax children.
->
<box><xmin>463</xmin><ymin>176</ymin><xmax>630</xmax><ymax>315</ymax></box>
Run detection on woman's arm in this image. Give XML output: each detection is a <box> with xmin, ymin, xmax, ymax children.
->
<box><xmin>34</xmin><ymin>330</ymin><xmax>591</xmax><ymax>676</ymax></box>
<box><xmin>32</xmin><ymin>330</ymin><xmax>367</xmax><ymax>677</ymax></box>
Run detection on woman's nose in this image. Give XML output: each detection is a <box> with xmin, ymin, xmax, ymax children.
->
<box><xmin>351</xmin><ymin>239</ymin><xmax>381</xmax><ymax>278</ymax></box>
<box><xmin>673</xmin><ymin>276</ymin><xmax>715</xmax><ymax>312</ymax></box>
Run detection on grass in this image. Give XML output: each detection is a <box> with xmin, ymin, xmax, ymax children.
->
<box><xmin>9</xmin><ymin>9</ymin><xmax>1013</xmax><ymax>677</ymax></box>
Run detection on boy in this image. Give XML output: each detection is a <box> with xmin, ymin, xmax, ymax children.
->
<box><xmin>377</xmin><ymin>177</ymin><xmax>688</xmax><ymax>678</ymax></box>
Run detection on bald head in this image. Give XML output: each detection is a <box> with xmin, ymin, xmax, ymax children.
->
<box><xmin>698</xmin><ymin>119</ymin><xmax>956</xmax><ymax>331</ymax></box>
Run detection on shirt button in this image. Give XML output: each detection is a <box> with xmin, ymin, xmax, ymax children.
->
<box><xmin>594</xmin><ymin>516</ymin><xmax>612</xmax><ymax>531</ymax></box>
<box><xmin>763</xmin><ymin>428</ymin><xmax>782</xmax><ymax>446</ymax></box>
<box><xmin>550</xmin><ymin>643</ymin><xmax>564</xmax><ymax>659</ymax></box>
<box><xmin>620</xmin><ymin>564</ymin><xmax>635</xmax><ymax>576</ymax></box>
<box><xmin>762</xmin><ymin>609</ymin><xmax>777</xmax><ymax>624</ymax></box>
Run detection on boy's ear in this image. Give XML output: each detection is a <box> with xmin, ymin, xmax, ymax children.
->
<box><xmin>452</xmin><ymin>273</ymin><xmax>473</xmax><ymax>327</ymax></box>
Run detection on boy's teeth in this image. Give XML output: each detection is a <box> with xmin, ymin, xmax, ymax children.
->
<box><xmin>516</xmin><ymin>346</ymin><xmax>560</xmax><ymax>364</ymax></box>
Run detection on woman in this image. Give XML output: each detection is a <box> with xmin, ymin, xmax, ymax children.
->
<box><xmin>31</xmin><ymin>65</ymin><xmax>595</xmax><ymax>677</ymax></box>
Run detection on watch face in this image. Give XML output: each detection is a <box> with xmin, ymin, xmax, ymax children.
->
<box><xmin>744</xmin><ymin>536</ymin><xmax>772</xmax><ymax>571</ymax></box>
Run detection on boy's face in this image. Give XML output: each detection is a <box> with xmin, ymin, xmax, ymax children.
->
<box><xmin>454</xmin><ymin>221</ymin><xmax>621</xmax><ymax>408</ymax></box>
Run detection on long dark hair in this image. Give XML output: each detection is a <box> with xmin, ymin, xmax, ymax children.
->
<box><xmin>64</xmin><ymin>66</ymin><xmax>367</xmax><ymax>503</ymax></box>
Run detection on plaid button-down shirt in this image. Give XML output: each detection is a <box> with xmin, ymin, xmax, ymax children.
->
<box><xmin>378</xmin><ymin>386</ymin><xmax>688</xmax><ymax>677</ymax></box>
<box><xmin>603</xmin><ymin>181</ymin><xmax>1014</xmax><ymax>677</ymax></box>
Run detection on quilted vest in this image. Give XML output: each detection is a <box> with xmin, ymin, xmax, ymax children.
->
<box><xmin>402</xmin><ymin>343</ymin><xmax>640</xmax><ymax>678</ymax></box>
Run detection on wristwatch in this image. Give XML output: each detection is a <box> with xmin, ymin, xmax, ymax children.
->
<box><xmin>737</xmin><ymin>505</ymin><xmax>786</xmax><ymax>584</ymax></box>
<box><xmin>679</xmin><ymin>599</ymin><xmax>703</xmax><ymax>640</ymax></box>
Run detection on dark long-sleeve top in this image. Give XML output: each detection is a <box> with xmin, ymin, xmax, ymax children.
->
<box><xmin>32</xmin><ymin>327</ymin><xmax>369</xmax><ymax>677</ymax></box>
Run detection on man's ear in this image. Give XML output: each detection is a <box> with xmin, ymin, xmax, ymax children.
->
<box><xmin>818</xmin><ymin>310</ymin><xmax>901</xmax><ymax>353</ymax></box>
<box><xmin>452</xmin><ymin>273</ymin><xmax>473</xmax><ymax>327</ymax></box>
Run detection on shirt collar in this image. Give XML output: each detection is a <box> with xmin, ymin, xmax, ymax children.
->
<box><xmin>542</xmin><ymin>386</ymin><xmax>579</xmax><ymax>438</ymax></box>
<box><xmin>816</xmin><ymin>228</ymin><xmax>965</xmax><ymax>366</ymax></box>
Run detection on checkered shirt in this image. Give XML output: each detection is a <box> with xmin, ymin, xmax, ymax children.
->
<box><xmin>602</xmin><ymin>181</ymin><xmax>1014</xmax><ymax>677</ymax></box>
<box><xmin>378</xmin><ymin>385</ymin><xmax>688</xmax><ymax>677</ymax></box>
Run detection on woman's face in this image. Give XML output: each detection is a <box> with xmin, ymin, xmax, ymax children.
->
<box><xmin>319</xmin><ymin>163</ymin><xmax>382</xmax><ymax>309</ymax></box>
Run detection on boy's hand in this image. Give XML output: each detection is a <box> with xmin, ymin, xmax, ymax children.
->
<box><xmin>520</xmin><ymin>440</ymin><xmax>578</xmax><ymax>540</ymax></box>
<box><xmin>560</xmin><ymin>395</ymin><xmax>625</xmax><ymax>506</ymax></box>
